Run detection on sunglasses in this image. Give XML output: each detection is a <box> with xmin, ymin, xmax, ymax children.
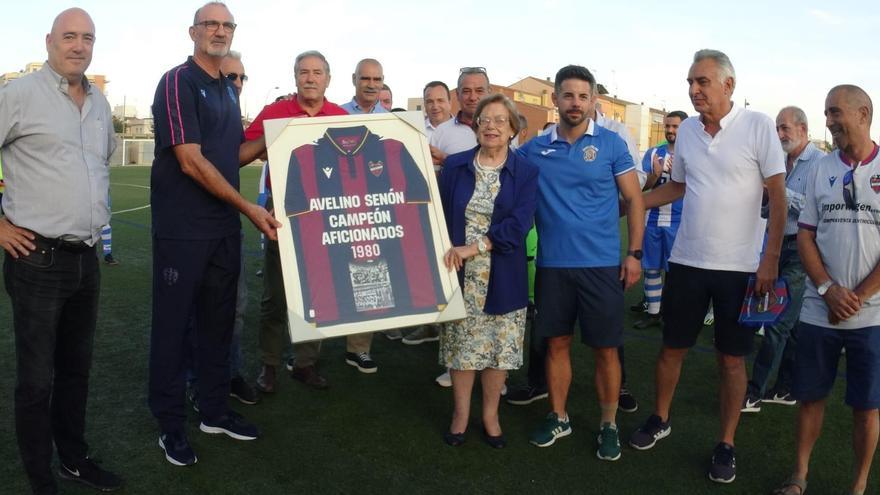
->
<box><xmin>843</xmin><ymin>168</ymin><xmax>857</xmax><ymax>210</ymax></box>
<box><xmin>226</xmin><ymin>72</ymin><xmax>248</xmax><ymax>83</ymax></box>
<box><xmin>459</xmin><ymin>66</ymin><xmax>487</xmax><ymax>75</ymax></box>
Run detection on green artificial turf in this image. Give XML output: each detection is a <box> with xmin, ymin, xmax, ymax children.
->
<box><xmin>0</xmin><ymin>166</ymin><xmax>873</xmax><ymax>494</ymax></box>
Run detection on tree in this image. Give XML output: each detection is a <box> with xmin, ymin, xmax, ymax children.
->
<box><xmin>112</xmin><ymin>115</ymin><xmax>124</xmax><ymax>134</ymax></box>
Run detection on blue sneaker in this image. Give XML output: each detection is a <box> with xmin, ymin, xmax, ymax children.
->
<box><xmin>529</xmin><ymin>412</ymin><xmax>572</xmax><ymax>447</ymax></box>
<box><xmin>200</xmin><ymin>411</ymin><xmax>260</xmax><ymax>440</ymax></box>
<box><xmin>159</xmin><ymin>431</ymin><xmax>197</xmax><ymax>466</ymax></box>
<box><xmin>597</xmin><ymin>422</ymin><xmax>622</xmax><ymax>461</ymax></box>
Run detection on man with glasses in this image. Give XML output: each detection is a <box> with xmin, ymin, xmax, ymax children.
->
<box><xmin>741</xmin><ymin>106</ymin><xmax>824</xmax><ymax>415</ymax></box>
<box><xmin>149</xmin><ymin>1</ymin><xmax>279</xmax><ymax>466</ymax></box>
<box><xmin>631</xmin><ymin>49</ymin><xmax>785</xmax><ymax>484</ymax></box>
<box><xmin>520</xmin><ymin>65</ymin><xmax>644</xmax><ymax>462</ymax></box>
<box><xmin>429</xmin><ymin>67</ymin><xmax>490</xmax><ymax>167</ymax></box>
<box><xmin>775</xmin><ymin>85</ymin><xmax>879</xmax><ymax>495</ymax></box>
<box><xmin>0</xmin><ymin>7</ymin><xmax>123</xmax><ymax>493</ymax></box>
<box><xmin>341</xmin><ymin>59</ymin><xmax>388</xmax><ymax>115</ymax></box>
<box><xmin>221</xmin><ymin>50</ymin><xmax>247</xmax><ymax>96</ymax></box>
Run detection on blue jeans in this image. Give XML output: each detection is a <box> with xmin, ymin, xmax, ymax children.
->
<box><xmin>4</xmin><ymin>240</ymin><xmax>100</xmax><ymax>494</ymax></box>
<box><xmin>748</xmin><ymin>238</ymin><xmax>806</xmax><ymax>396</ymax></box>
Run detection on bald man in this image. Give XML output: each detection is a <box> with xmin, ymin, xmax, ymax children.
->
<box><xmin>0</xmin><ymin>8</ymin><xmax>122</xmax><ymax>494</ymax></box>
<box><xmin>340</xmin><ymin>58</ymin><xmax>388</xmax><ymax>114</ymax></box>
<box><xmin>776</xmin><ymin>84</ymin><xmax>879</xmax><ymax>495</ymax></box>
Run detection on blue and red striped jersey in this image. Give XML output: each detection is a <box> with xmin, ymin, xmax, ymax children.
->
<box><xmin>285</xmin><ymin>126</ymin><xmax>446</xmax><ymax>326</ymax></box>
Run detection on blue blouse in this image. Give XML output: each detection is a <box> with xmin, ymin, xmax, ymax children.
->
<box><xmin>439</xmin><ymin>146</ymin><xmax>538</xmax><ymax>314</ymax></box>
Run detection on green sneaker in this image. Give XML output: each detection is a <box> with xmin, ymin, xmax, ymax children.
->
<box><xmin>597</xmin><ymin>422</ymin><xmax>622</xmax><ymax>461</ymax></box>
<box><xmin>529</xmin><ymin>412</ymin><xmax>572</xmax><ymax>447</ymax></box>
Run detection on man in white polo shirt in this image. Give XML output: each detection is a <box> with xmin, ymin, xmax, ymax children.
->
<box><xmin>773</xmin><ymin>85</ymin><xmax>879</xmax><ymax>495</ymax></box>
<box><xmin>422</xmin><ymin>80</ymin><xmax>452</xmax><ymax>141</ymax></box>
<box><xmin>628</xmin><ymin>49</ymin><xmax>786</xmax><ymax>484</ymax></box>
<box><xmin>429</xmin><ymin>67</ymin><xmax>489</xmax><ymax>166</ymax></box>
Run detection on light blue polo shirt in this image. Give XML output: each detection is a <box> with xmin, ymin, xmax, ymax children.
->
<box><xmin>340</xmin><ymin>97</ymin><xmax>388</xmax><ymax>114</ymax></box>
<box><xmin>518</xmin><ymin>119</ymin><xmax>635</xmax><ymax>268</ymax></box>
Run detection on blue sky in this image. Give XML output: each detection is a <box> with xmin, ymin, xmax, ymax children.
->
<box><xmin>3</xmin><ymin>0</ymin><xmax>878</xmax><ymax>140</ymax></box>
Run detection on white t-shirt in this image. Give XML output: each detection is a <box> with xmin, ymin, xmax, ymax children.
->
<box><xmin>669</xmin><ymin>104</ymin><xmax>785</xmax><ymax>272</ymax></box>
<box><xmin>798</xmin><ymin>146</ymin><xmax>880</xmax><ymax>329</ymax></box>
<box><xmin>429</xmin><ymin>114</ymin><xmax>476</xmax><ymax>155</ymax></box>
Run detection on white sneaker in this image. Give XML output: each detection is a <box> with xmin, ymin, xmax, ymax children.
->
<box><xmin>435</xmin><ymin>370</ymin><xmax>452</xmax><ymax>387</ymax></box>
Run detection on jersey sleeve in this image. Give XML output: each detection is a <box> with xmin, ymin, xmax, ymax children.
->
<box><xmin>154</xmin><ymin>68</ymin><xmax>201</xmax><ymax>151</ymax></box>
<box><xmin>400</xmin><ymin>143</ymin><xmax>430</xmax><ymax>203</ymax></box>
<box><xmin>670</xmin><ymin>127</ymin><xmax>687</xmax><ymax>183</ymax></box>
<box><xmin>285</xmin><ymin>146</ymin><xmax>310</xmax><ymax>217</ymax></box>
<box><xmin>797</xmin><ymin>160</ymin><xmax>820</xmax><ymax>231</ymax></box>
<box><xmin>755</xmin><ymin>113</ymin><xmax>786</xmax><ymax>179</ymax></box>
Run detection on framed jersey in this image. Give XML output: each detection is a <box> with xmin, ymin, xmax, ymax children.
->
<box><xmin>264</xmin><ymin>111</ymin><xmax>465</xmax><ymax>342</ymax></box>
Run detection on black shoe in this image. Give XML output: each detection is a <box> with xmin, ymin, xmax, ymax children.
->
<box><xmin>630</xmin><ymin>298</ymin><xmax>647</xmax><ymax>313</ymax></box>
<box><xmin>763</xmin><ymin>389</ymin><xmax>797</xmax><ymax>406</ymax></box>
<box><xmin>200</xmin><ymin>411</ymin><xmax>260</xmax><ymax>440</ymax></box>
<box><xmin>629</xmin><ymin>414</ymin><xmax>671</xmax><ymax>450</ymax></box>
<box><xmin>618</xmin><ymin>387</ymin><xmax>639</xmax><ymax>413</ymax></box>
<box><xmin>741</xmin><ymin>392</ymin><xmax>762</xmax><ymax>413</ymax></box>
<box><xmin>633</xmin><ymin>313</ymin><xmax>662</xmax><ymax>329</ymax></box>
<box><xmin>482</xmin><ymin>426</ymin><xmax>506</xmax><ymax>449</ymax></box>
<box><xmin>230</xmin><ymin>374</ymin><xmax>259</xmax><ymax>405</ymax></box>
<box><xmin>159</xmin><ymin>430</ymin><xmax>197</xmax><ymax>466</ymax></box>
<box><xmin>708</xmin><ymin>442</ymin><xmax>737</xmax><ymax>483</ymax></box>
<box><xmin>103</xmin><ymin>253</ymin><xmax>119</xmax><ymax>266</ymax></box>
<box><xmin>58</xmin><ymin>457</ymin><xmax>123</xmax><ymax>492</ymax></box>
<box><xmin>345</xmin><ymin>352</ymin><xmax>378</xmax><ymax>373</ymax></box>
<box><xmin>291</xmin><ymin>365</ymin><xmax>329</xmax><ymax>390</ymax></box>
<box><xmin>443</xmin><ymin>430</ymin><xmax>466</xmax><ymax>447</ymax></box>
<box><xmin>505</xmin><ymin>385</ymin><xmax>548</xmax><ymax>405</ymax></box>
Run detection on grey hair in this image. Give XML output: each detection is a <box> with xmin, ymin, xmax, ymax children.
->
<box><xmin>226</xmin><ymin>50</ymin><xmax>241</xmax><ymax>60</ymax></box>
<box><xmin>693</xmin><ymin>49</ymin><xmax>736</xmax><ymax>84</ymax></box>
<box><xmin>294</xmin><ymin>50</ymin><xmax>330</xmax><ymax>75</ymax></box>
<box><xmin>193</xmin><ymin>1</ymin><xmax>229</xmax><ymax>24</ymax></box>
<box><xmin>354</xmin><ymin>58</ymin><xmax>383</xmax><ymax>78</ymax></box>
<box><xmin>778</xmin><ymin>106</ymin><xmax>808</xmax><ymax>129</ymax></box>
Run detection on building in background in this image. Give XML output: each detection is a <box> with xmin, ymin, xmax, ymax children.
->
<box><xmin>2</xmin><ymin>61</ymin><xmax>108</xmax><ymax>93</ymax></box>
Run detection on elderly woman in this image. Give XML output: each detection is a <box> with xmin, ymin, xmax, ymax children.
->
<box><xmin>438</xmin><ymin>94</ymin><xmax>538</xmax><ymax>448</ymax></box>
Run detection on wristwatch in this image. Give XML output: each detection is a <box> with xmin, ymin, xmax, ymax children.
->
<box><xmin>627</xmin><ymin>249</ymin><xmax>643</xmax><ymax>260</ymax></box>
<box><xmin>477</xmin><ymin>237</ymin><xmax>488</xmax><ymax>255</ymax></box>
<box><xmin>817</xmin><ymin>280</ymin><xmax>836</xmax><ymax>296</ymax></box>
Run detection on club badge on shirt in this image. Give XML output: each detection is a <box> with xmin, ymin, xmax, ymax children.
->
<box><xmin>583</xmin><ymin>145</ymin><xmax>598</xmax><ymax>162</ymax></box>
<box><xmin>369</xmin><ymin>160</ymin><xmax>384</xmax><ymax>177</ymax></box>
<box><xmin>871</xmin><ymin>174</ymin><xmax>880</xmax><ymax>193</ymax></box>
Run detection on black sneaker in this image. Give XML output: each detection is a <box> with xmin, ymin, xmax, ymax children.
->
<box><xmin>618</xmin><ymin>387</ymin><xmax>639</xmax><ymax>413</ymax></box>
<box><xmin>345</xmin><ymin>352</ymin><xmax>378</xmax><ymax>373</ymax></box>
<box><xmin>230</xmin><ymin>374</ymin><xmax>259</xmax><ymax>405</ymax></box>
<box><xmin>285</xmin><ymin>357</ymin><xmax>295</xmax><ymax>372</ymax></box>
<box><xmin>629</xmin><ymin>414</ymin><xmax>671</xmax><ymax>450</ymax></box>
<box><xmin>630</xmin><ymin>298</ymin><xmax>647</xmax><ymax>313</ymax></box>
<box><xmin>159</xmin><ymin>431</ymin><xmax>197</xmax><ymax>466</ymax></box>
<box><xmin>103</xmin><ymin>253</ymin><xmax>119</xmax><ymax>266</ymax></box>
<box><xmin>708</xmin><ymin>442</ymin><xmax>737</xmax><ymax>483</ymax></box>
<box><xmin>633</xmin><ymin>313</ymin><xmax>662</xmax><ymax>329</ymax></box>
<box><xmin>200</xmin><ymin>411</ymin><xmax>260</xmax><ymax>440</ymax></box>
<box><xmin>741</xmin><ymin>392</ymin><xmax>762</xmax><ymax>413</ymax></box>
<box><xmin>58</xmin><ymin>457</ymin><xmax>123</xmax><ymax>492</ymax></box>
<box><xmin>505</xmin><ymin>385</ymin><xmax>548</xmax><ymax>406</ymax></box>
<box><xmin>763</xmin><ymin>389</ymin><xmax>797</xmax><ymax>406</ymax></box>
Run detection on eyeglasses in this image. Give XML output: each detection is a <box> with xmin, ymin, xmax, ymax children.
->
<box><xmin>459</xmin><ymin>66</ymin><xmax>487</xmax><ymax>75</ymax></box>
<box><xmin>477</xmin><ymin>116</ymin><xmax>509</xmax><ymax>128</ymax></box>
<box><xmin>226</xmin><ymin>72</ymin><xmax>248</xmax><ymax>83</ymax></box>
<box><xmin>843</xmin><ymin>168</ymin><xmax>857</xmax><ymax>209</ymax></box>
<box><xmin>194</xmin><ymin>20</ymin><xmax>237</xmax><ymax>32</ymax></box>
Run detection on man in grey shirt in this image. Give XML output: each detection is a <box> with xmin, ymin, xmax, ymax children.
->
<box><xmin>0</xmin><ymin>8</ymin><xmax>122</xmax><ymax>494</ymax></box>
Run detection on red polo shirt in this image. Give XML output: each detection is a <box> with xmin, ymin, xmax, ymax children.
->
<box><xmin>245</xmin><ymin>95</ymin><xmax>348</xmax><ymax>190</ymax></box>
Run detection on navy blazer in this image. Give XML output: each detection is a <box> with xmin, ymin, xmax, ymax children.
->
<box><xmin>439</xmin><ymin>146</ymin><xmax>539</xmax><ymax>315</ymax></box>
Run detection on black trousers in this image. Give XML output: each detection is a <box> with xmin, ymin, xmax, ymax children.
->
<box><xmin>148</xmin><ymin>234</ymin><xmax>239</xmax><ymax>433</ymax></box>
<box><xmin>4</xmin><ymin>240</ymin><xmax>100</xmax><ymax>494</ymax></box>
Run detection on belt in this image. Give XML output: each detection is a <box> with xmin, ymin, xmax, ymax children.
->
<box><xmin>33</xmin><ymin>233</ymin><xmax>94</xmax><ymax>254</ymax></box>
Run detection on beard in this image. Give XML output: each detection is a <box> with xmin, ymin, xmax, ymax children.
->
<box><xmin>560</xmin><ymin>110</ymin><xmax>587</xmax><ymax>127</ymax></box>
